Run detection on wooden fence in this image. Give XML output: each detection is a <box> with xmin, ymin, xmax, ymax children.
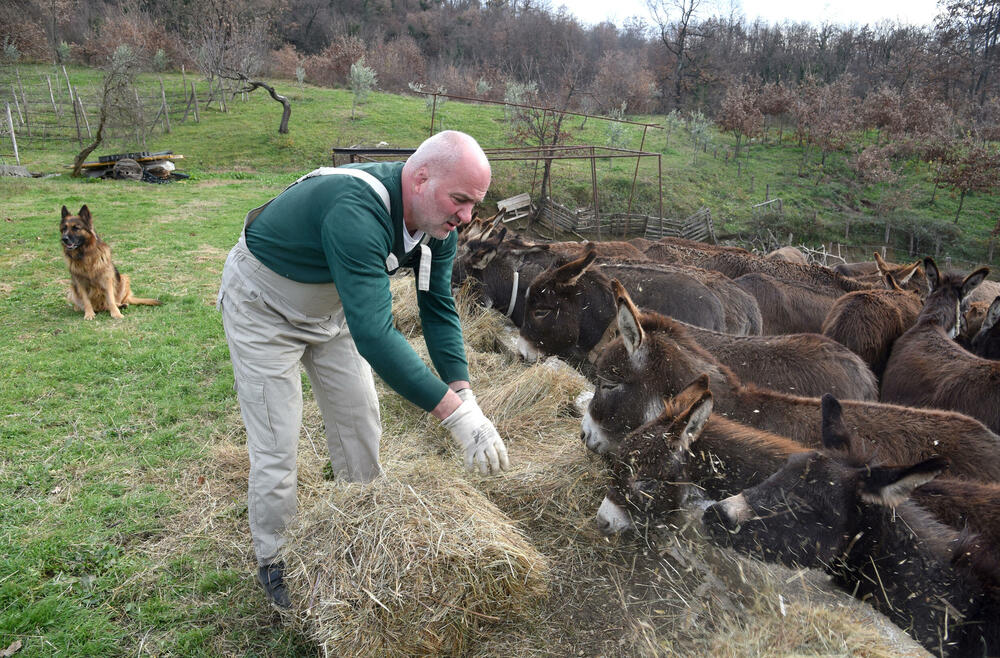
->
<box><xmin>538</xmin><ymin>199</ymin><xmax>717</xmax><ymax>243</ymax></box>
<box><xmin>0</xmin><ymin>65</ymin><xmax>244</xmax><ymax>163</ymax></box>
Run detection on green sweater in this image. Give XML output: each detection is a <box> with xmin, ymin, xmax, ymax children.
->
<box><xmin>245</xmin><ymin>162</ymin><xmax>469</xmax><ymax>411</ymax></box>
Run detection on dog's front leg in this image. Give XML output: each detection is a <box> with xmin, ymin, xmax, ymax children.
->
<box><xmin>101</xmin><ymin>273</ymin><xmax>124</xmax><ymax>319</ymax></box>
<box><xmin>73</xmin><ymin>280</ymin><xmax>97</xmax><ymax>320</ymax></box>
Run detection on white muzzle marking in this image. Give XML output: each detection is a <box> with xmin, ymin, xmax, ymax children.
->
<box><xmin>716</xmin><ymin>493</ymin><xmax>752</xmax><ymax>524</ymax></box>
<box><xmin>581</xmin><ymin>411</ymin><xmax>616</xmax><ymax>455</ymax></box>
<box><xmin>516</xmin><ymin>336</ymin><xmax>544</xmax><ymax>362</ymax></box>
<box><xmin>596</xmin><ymin>496</ymin><xmax>633</xmax><ymax>534</ymax></box>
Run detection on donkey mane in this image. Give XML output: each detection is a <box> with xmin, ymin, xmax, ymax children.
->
<box><xmin>637</xmin><ymin>311</ymin><xmax>745</xmax><ymax>385</ymax></box>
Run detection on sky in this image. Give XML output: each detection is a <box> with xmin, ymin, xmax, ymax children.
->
<box><xmin>562</xmin><ymin>0</ymin><xmax>942</xmax><ymax>29</ymax></box>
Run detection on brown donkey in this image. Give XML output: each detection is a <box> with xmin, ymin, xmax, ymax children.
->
<box><xmin>703</xmin><ymin>434</ymin><xmax>1000</xmax><ymax>658</ymax></box>
<box><xmin>881</xmin><ymin>257</ymin><xmax>1000</xmax><ymax>434</ymax></box>
<box><xmin>580</xmin><ymin>282</ymin><xmax>1000</xmax><ymax>481</ymax></box>
<box><xmin>822</xmin><ymin>392</ymin><xmax>1000</xmax><ymax>549</ymax></box>
<box><xmin>595</xmin><ymin>378</ymin><xmax>809</xmax><ymax>535</ymax></box>
<box><xmin>821</xmin><ymin>265</ymin><xmax>924</xmax><ymax>380</ymax></box>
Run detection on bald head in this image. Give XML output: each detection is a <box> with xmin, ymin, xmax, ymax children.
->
<box><xmin>401</xmin><ymin>131</ymin><xmax>491</xmax><ymax>239</ymax></box>
<box><xmin>404</xmin><ymin>130</ymin><xmax>490</xmax><ymax>181</ymax></box>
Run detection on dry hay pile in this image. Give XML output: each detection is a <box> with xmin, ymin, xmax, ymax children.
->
<box><xmin>282</xmin><ymin>462</ymin><xmax>549</xmax><ymax>656</ymax></box>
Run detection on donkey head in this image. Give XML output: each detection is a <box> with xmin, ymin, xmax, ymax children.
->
<box><xmin>970</xmin><ymin>295</ymin><xmax>1000</xmax><ymax>360</ymax></box>
<box><xmin>921</xmin><ymin>257</ymin><xmax>990</xmax><ymax>338</ymax></box>
<box><xmin>581</xmin><ymin>280</ymin><xmax>721</xmax><ymax>455</ymax></box>
<box><xmin>516</xmin><ymin>246</ymin><xmax>599</xmax><ymax>362</ymax></box>
<box><xmin>703</xmin><ymin>393</ymin><xmax>949</xmax><ymax>568</ymax></box>
<box><xmin>595</xmin><ymin>381</ymin><xmax>714</xmax><ymax>535</ymax></box>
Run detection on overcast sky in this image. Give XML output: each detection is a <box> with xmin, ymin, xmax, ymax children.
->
<box><xmin>562</xmin><ymin>0</ymin><xmax>942</xmax><ymax>29</ymax></box>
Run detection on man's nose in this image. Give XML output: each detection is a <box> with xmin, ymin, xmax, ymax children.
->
<box><xmin>457</xmin><ymin>205</ymin><xmax>474</xmax><ymax>224</ymax></box>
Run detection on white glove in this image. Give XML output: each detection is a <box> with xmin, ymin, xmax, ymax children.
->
<box><xmin>456</xmin><ymin>388</ymin><xmax>475</xmax><ymax>403</ymax></box>
<box><xmin>441</xmin><ymin>397</ymin><xmax>511</xmax><ymax>474</ymax></box>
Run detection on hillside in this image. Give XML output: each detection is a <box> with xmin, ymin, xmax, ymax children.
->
<box><xmin>2</xmin><ymin>64</ymin><xmax>997</xmax><ymax>269</ymax></box>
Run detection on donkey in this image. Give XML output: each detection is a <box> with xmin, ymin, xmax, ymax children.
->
<box><xmin>765</xmin><ymin>246</ymin><xmax>808</xmax><ymax>264</ymax></box>
<box><xmin>451</xmin><ymin>229</ymin><xmax>645</xmax><ymax>326</ymax></box>
<box><xmin>703</xmin><ymin>433</ymin><xmax>1000</xmax><ymax>657</ymax></box>
<box><xmin>733</xmin><ymin>272</ymin><xmax>841</xmax><ymax>334</ymax></box>
<box><xmin>970</xmin><ymin>296</ymin><xmax>1000</xmax><ymax>360</ymax></box>
<box><xmin>881</xmin><ymin>258</ymin><xmax>1000</xmax><ymax>434</ymax></box>
<box><xmin>580</xmin><ymin>284</ymin><xmax>1000</xmax><ymax>481</ymax></box>
<box><xmin>847</xmin><ymin>252</ymin><xmax>927</xmax><ymax>293</ymax></box>
<box><xmin>523</xmin><ymin>275</ymin><xmax>875</xmax><ymax>400</ymax></box>
<box><xmin>822</xmin><ymin>392</ymin><xmax>1000</xmax><ymax>549</ymax></box>
<box><xmin>641</xmin><ymin>237</ymin><xmax>752</xmax><ymax>269</ymax></box>
<box><xmin>595</xmin><ymin>378</ymin><xmax>810</xmax><ymax>535</ymax></box>
<box><xmin>821</xmin><ymin>270</ymin><xmax>924</xmax><ymax>380</ymax></box>
<box><xmin>516</xmin><ymin>248</ymin><xmax>761</xmax><ymax>364</ymax></box>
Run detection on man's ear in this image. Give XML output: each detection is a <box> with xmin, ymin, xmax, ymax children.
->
<box><xmin>411</xmin><ymin>164</ymin><xmax>430</xmax><ymax>192</ymax></box>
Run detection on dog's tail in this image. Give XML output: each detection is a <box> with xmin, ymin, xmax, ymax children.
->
<box><xmin>123</xmin><ymin>295</ymin><xmax>162</xmax><ymax>306</ymax></box>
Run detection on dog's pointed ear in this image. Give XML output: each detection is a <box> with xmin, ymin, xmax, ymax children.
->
<box><xmin>61</xmin><ymin>206</ymin><xmax>70</xmax><ymax>219</ymax></box>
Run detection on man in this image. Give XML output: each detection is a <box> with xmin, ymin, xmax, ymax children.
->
<box><xmin>217</xmin><ymin>130</ymin><xmax>510</xmax><ymax>609</ymax></box>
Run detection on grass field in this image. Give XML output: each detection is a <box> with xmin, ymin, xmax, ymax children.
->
<box><xmin>0</xmin><ymin>63</ymin><xmax>987</xmax><ymax>656</ymax></box>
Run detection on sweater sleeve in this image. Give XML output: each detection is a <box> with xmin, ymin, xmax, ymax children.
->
<box><xmin>417</xmin><ymin>235</ymin><xmax>470</xmax><ymax>385</ymax></box>
<box><xmin>320</xmin><ymin>202</ymin><xmax>450</xmax><ymax>412</ymax></box>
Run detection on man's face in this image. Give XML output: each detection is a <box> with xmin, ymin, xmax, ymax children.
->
<box><xmin>406</xmin><ymin>162</ymin><xmax>490</xmax><ymax>239</ymax></box>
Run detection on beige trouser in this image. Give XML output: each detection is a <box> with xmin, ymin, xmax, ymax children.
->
<box><xmin>218</xmin><ymin>237</ymin><xmax>382</xmax><ymax>566</ymax></box>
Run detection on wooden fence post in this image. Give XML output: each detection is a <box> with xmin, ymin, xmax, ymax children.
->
<box><xmin>70</xmin><ymin>84</ymin><xmax>82</xmax><ymax>146</ymax></box>
<box><xmin>75</xmin><ymin>88</ymin><xmax>91</xmax><ymax>138</ymax></box>
<box><xmin>16</xmin><ymin>69</ymin><xmax>30</xmax><ymax>137</ymax></box>
<box><xmin>10</xmin><ymin>85</ymin><xmax>24</xmax><ymax>125</ymax></box>
<box><xmin>4</xmin><ymin>103</ymin><xmax>19</xmax><ymax>165</ymax></box>
<box><xmin>192</xmin><ymin>82</ymin><xmax>200</xmax><ymax>122</ymax></box>
<box><xmin>62</xmin><ymin>65</ymin><xmax>72</xmax><ymax>99</ymax></box>
<box><xmin>46</xmin><ymin>75</ymin><xmax>59</xmax><ymax>117</ymax></box>
<box><xmin>159</xmin><ymin>77</ymin><xmax>170</xmax><ymax>133</ymax></box>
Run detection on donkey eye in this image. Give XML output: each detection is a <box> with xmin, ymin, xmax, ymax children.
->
<box><xmin>532</xmin><ymin>309</ymin><xmax>551</xmax><ymax>320</ymax></box>
<box><xmin>598</xmin><ymin>381</ymin><xmax>621</xmax><ymax>392</ymax></box>
<box><xmin>632</xmin><ymin>479</ymin><xmax>658</xmax><ymax>496</ymax></box>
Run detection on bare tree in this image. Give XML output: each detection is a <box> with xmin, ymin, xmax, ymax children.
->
<box><xmin>647</xmin><ymin>0</ymin><xmax>705</xmax><ymax>110</ymax></box>
<box><xmin>936</xmin><ymin>0</ymin><xmax>1000</xmax><ymax>104</ymax></box>
<box><xmin>71</xmin><ymin>45</ymin><xmax>142</xmax><ymax>177</ymax></box>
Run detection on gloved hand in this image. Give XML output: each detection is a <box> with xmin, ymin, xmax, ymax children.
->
<box><xmin>441</xmin><ymin>395</ymin><xmax>511</xmax><ymax>474</ymax></box>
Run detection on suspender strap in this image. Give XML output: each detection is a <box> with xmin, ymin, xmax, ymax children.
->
<box><xmin>244</xmin><ymin>167</ymin><xmax>434</xmax><ymax>290</ymax></box>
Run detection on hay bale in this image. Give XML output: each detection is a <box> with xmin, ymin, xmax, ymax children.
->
<box><xmin>283</xmin><ymin>462</ymin><xmax>549</xmax><ymax>656</ymax></box>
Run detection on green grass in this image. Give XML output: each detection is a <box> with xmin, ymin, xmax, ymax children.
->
<box><xmin>0</xmin><ymin>63</ymin><xmax>997</xmax><ymax>655</ymax></box>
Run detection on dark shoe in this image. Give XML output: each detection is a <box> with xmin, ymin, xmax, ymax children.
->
<box><xmin>257</xmin><ymin>562</ymin><xmax>291</xmax><ymax>609</ymax></box>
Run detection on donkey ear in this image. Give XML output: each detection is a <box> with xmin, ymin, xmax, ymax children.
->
<box><xmin>883</xmin><ymin>272</ymin><xmax>903</xmax><ymax>292</ymax></box>
<box><xmin>983</xmin><ymin>296</ymin><xmax>1000</xmax><ymax>331</ymax></box>
<box><xmin>820</xmin><ymin>394</ymin><xmax>850</xmax><ymax>451</ymax></box>
<box><xmin>961</xmin><ymin>267</ymin><xmax>990</xmax><ymax>301</ymax></box>
<box><xmin>923</xmin><ymin>257</ymin><xmax>940</xmax><ymax>292</ymax></box>
<box><xmin>873</xmin><ymin>251</ymin><xmax>889</xmax><ymax>273</ymax></box>
<box><xmin>672</xmin><ymin>390</ymin><xmax>713</xmax><ymax>452</ymax></box>
<box><xmin>468</xmin><ymin>247</ymin><xmax>497</xmax><ymax>270</ymax></box>
<box><xmin>553</xmin><ymin>247</ymin><xmax>597</xmax><ymax>285</ymax></box>
<box><xmin>895</xmin><ymin>261</ymin><xmax>920</xmax><ymax>287</ymax></box>
<box><xmin>860</xmin><ymin>457</ymin><xmax>949</xmax><ymax>507</ymax></box>
<box><xmin>613</xmin><ymin>279</ymin><xmax>644</xmax><ymax>355</ymax></box>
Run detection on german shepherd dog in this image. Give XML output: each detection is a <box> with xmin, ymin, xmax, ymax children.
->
<box><xmin>60</xmin><ymin>205</ymin><xmax>161</xmax><ymax>319</ymax></box>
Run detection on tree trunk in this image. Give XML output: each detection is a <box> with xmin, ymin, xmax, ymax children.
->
<box><xmin>237</xmin><ymin>80</ymin><xmax>291</xmax><ymax>133</ymax></box>
<box><xmin>71</xmin><ymin>111</ymin><xmax>106</xmax><ymax>177</ymax></box>
<box><xmin>954</xmin><ymin>189</ymin><xmax>966</xmax><ymax>223</ymax></box>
